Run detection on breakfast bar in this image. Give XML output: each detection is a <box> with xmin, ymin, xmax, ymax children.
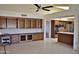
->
<box><xmin>57</xmin><ymin>32</ymin><xmax>74</xmax><ymax>46</ymax></box>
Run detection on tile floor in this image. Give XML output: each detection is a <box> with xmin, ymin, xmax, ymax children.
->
<box><xmin>0</xmin><ymin>38</ymin><xmax>78</xmax><ymax>54</ymax></box>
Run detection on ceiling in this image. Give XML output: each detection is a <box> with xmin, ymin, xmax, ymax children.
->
<box><xmin>0</xmin><ymin>4</ymin><xmax>69</xmax><ymax>15</ymax></box>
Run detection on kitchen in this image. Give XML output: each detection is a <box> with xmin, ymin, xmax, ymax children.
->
<box><xmin>51</xmin><ymin>16</ymin><xmax>74</xmax><ymax>46</ymax></box>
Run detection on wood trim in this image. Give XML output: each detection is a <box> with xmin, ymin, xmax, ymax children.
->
<box><xmin>0</xmin><ymin>17</ymin><xmax>7</xmax><ymax>29</ymax></box>
<box><xmin>6</xmin><ymin>17</ymin><xmax>7</xmax><ymax>29</ymax></box>
<box><xmin>16</xmin><ymin>18</ymin><xmax>18</xmax><ymax>28</ymax></box>
<box><xmin>51</xmin><ymin>20</ymin><xmax>55</xmax><ymax>38</ymax></box>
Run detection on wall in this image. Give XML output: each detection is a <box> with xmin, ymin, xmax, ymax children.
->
<box><xmin>0</xmin><ymin>10</ymin><xmax>44</xmax><ymax>19</ymax></box>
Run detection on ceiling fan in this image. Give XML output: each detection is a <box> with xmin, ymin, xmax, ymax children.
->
<box><xmin>34</xmin><ymin>4</ymin><xmax>53</xmax><ymax>12</ymax></box>
<box><xmin>34</xmin><ymin>4</ymin><xmax>69</xmax><ymax>12</ymax></box>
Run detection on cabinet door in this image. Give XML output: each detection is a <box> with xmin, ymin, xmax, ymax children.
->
<box><xmin>36</xmin><ymin>20</ymin><xmax>42</xmax><ymax>28</ymax></box>
<box><xmin>58</xmin><ymin>34</ymin><xmax>63</xmax><ymax>42</ymax></box>
<box><xmin>31</xmin><ymin>19</ymin><xmax>36</xmax><ymax>28</ymax></box>
<box><xmin>32</xmin><ymin>33</ymin><xmax>43</xmax><ymax>41</ymax></box>
<box><xmin>18</xmin><ymin>18</ymin><xmax>25</xmax><ymax>28</ymax></box>
<box><xmin>25</xmin><ymin>19</ymin><xmax>31</xmax><ymax>28</ymax></box>
<box><xmin>7</xmin><ymin>17</ymin><xmax>17</xmax><ymax>28</ymax></box>
<box><xmin>0</xmin><ymin>16</ymin><xmax>6</xmax><ymax>29</ymax></box>
<box><xmin>63</xmin><ymin>34</ymin><xmax>73</xmax><ymax>45</ymax></box>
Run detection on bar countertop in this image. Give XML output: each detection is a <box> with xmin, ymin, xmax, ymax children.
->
<box><xmin>57</xmin><ymin>32</ymin><xmax>74</xmax><ymax>35</ymax></box>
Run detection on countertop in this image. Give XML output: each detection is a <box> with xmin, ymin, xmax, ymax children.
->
<box><xmin>0</xmin><ymin>32</ymin><xmax>44</xmax><ymax>36</ymax></box>
<box><xmin>57</xmin><ymin>32</ymin><xmax>74</xmax><ymax>35</ymax></box>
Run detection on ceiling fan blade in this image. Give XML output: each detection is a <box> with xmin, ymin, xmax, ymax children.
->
<box><xmin>36</xmin><ymin>9</ymin><xmax>39</xmax><ymax>12</ymax></box>
<box><xmin>42</xmin><ymin>8</ymin><xmax>50</xmax><ymax>11</ymax></box>
<box><xmin>43</xmin><ymin>6</ymin><xmax>53</xmax><ymax>8</ymax></box>
<box><xmin>34</xmin><ymin>4</ymin><xmax>40</xmax><ymax>8</ymax></box>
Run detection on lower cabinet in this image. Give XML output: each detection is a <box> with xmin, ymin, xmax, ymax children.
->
<box><xmin>11</xmin><ymin>35</ymin><xmax>20</xmax><ymax>43</ymax></box>
<box><xmin>32</xmin><ymin>33</ymin><xmax>43</xmax><ymax>41</ymax></box>
<box><xmin>62</xmin><ymin>34</ymin><xmax>73</xmax><ymax>45</ymax></box>
<box><xmin>20</xmin><ymin>35</ymin><xmax>26</xmax><ymax>41</ymax></box>
<box><xmin>27</xmin><ymin>35</ymin><xmax>32</xmax><ymax>40</ymax></box>
<box><xmin>3</xmin><ymin>32</ymin><xmax>44</xmax><ymax>44</ymax></box>
<box><xmin>58</xmin><ymin>33</ymin><xmax>73</xmax><ymax>45</ymax></box>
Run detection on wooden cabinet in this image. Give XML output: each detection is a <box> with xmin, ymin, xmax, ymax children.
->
<box><xmin>31</xmin><ymin>19</ymin><xmax>42</xmax><ymax>28</ymax></box>
<box><xmin>36</xmin><ymin>20</ymin><xmax>42</xmax><ymax>28</ymax></box>
<box><xmin>58</xmin><ymin>34</ymin><xmax>63</xmax><ymax>42</ymax></box>
<box><xmin>20</xmin><ymin>35</ymin><xmax>26</xmax><ymax>41</ymax></box>
<box><xmin>51</xmin><ymin>20</ymin><xmax>55</xmax><ymax>38</ymax></box>
<box><xmin>7</xmin><ymin>17</ymin><xmax>17</xmax><ymax>28</ymax></box>
<box><xmin>58</xmin><ymin>33</ymin><xmax>73</xmax><ymax>45</ymax></box>
<box><xmin>18</xmin><ymin>18</ymin><xmax>25</xmax><ymax>28</ymax></box>
<box><xmin>31</xmin><ymin>19</ymin><xmax>36</xmax><ymax>28</ymax></box>
<box><xmin>0</xmin><ymin>16</ymin><xmax>6</xmax><ymax>29</ymax></box>
<box><xmin>32</xmin><ymin>33</ymin><xmax>43</xmax><ymax>41</ymax></box>
<box><xmin>0</xmin><ymin>16</ymin><xmax>42</xmax><ymax>29</ymax></box>
<box><xmin>11</xmin><ymin>35</ymin><xmax>20</xmax><ymax>43</ymax></box>
<box><xmin>62</xmin><ymin>34</ymin><xmax>73</xmax><ymax>45</ymax></box>
<box><xmin>25</xmin><ymin>19</ymin><xmax>31</xmax><ymax>28</ymax></box>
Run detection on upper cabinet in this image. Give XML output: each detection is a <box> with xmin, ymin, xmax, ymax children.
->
<box><xmin>31</xmin><ymin>19</ymin><xmax>36</xmax><ymax>28</ymax></box>
<box><xmin>25</xmin><ymin>19</ymin><xmax>31</xmax><ymax>28</ymax></box>
<box><xmin>0</xmin><ymin>16</ymin><xmax>6</xmax><ymax>29</ymax></box>
<box><xmin>0</xmin><ymin>16</ymin><xmax>42</xmax><ymax>29</ymax></box>
<box><xmin>36</xmin><ymin>19</ymin><xmax>42</xmax><ymax>28</ymax></box>
<box><xmin>7</xmin><ymin>17</ymin><xmax>17</xmax><ymax>28</ymax></box>
<box><xmin>18</xmin><ymin>18</ymin><xmax>25</xmax><ymax>28</ymax></box>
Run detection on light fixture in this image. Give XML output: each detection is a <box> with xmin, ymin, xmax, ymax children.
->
<box><xmin>21</xmin><ymin>14</ymin><xmax>27</xmax><ymax>16</ymax></box>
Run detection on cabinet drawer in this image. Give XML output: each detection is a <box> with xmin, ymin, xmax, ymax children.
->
<box><xmin>32</xmin><ymin>33</ymin><xmax>43</xmax><ymax>41</ymax></box>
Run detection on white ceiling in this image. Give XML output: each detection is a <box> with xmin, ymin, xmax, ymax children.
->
<box><xmin>0</xmin><ymin>4</ymin><xmax>69</xmax><ymax>15</ymax></box>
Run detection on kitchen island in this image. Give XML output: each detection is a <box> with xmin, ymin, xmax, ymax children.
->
<box><xmin>57</xmin><ymin>32</ymin><xmax>74</xmax><ymax>46</ymax></box>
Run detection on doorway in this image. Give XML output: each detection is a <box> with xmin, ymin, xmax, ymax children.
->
<box><xmin>51</xmin><ymin>16</ymin><xmax>74</xmax><ymax>46</ymax></box>
<box><xmin>46</xmin><ymin>21</ymin><xmax>49</xmax><ymax>38</ymax></box>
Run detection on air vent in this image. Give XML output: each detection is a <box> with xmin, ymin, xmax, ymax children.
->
<box><xmin>21</xmin><ymin>14</ymin><xmax>27</xmax><ymax>16</ymax></box>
